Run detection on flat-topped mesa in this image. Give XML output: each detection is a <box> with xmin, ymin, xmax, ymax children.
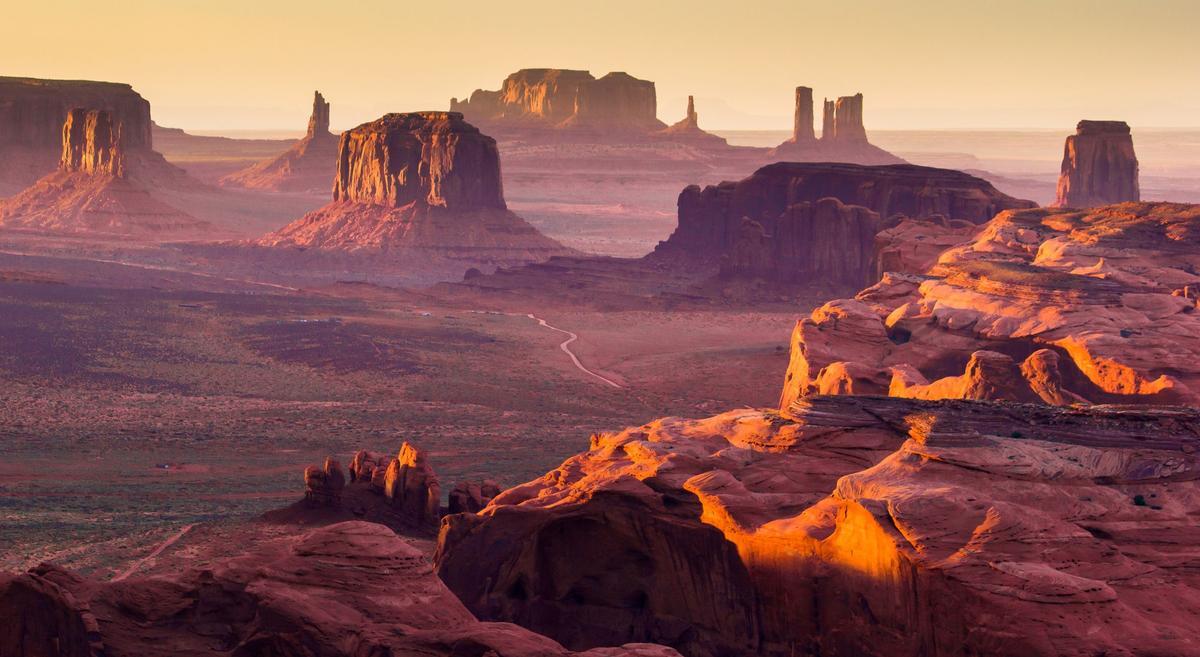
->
<box><xmin>1054</xmin><ymin>120</ymin><xmax>1139</xmax><ymax>208</ymax></box>
<box><xmin>824</xmin><ymin>93</ymin><xmax>866</xmax><ymax>143</ymax></box>
<box><xmin>332</xmin><ymin>111</ymin><xmax>506</xmax><ymax>211</ymax></box>
<box><xmin>792</xmin><ymin>86</ymin><xmax>815</xmax><ymax>142</ymax></box>
<box><xmin>450</xmin><ymin>68</ymin><xmax>666</xmax><ymax>135</ymax></box>
<box><xmin>60</xmin><ymin>108</ymin><xmax>124</xmax><ymax>176</ymax></box>
<box><xmin>653</xmin><ymin>162</ymin><xmax>1035</xmax><ymax>289</ymax></box>
<box><xmin>307</xmin><ymin>90</ymin><xmax>331</xmax><ymax>137</ymax></box>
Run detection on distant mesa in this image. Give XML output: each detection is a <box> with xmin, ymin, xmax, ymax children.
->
<box><xmin>261</xmin><ymin>111</ymin><xmax>570</xmax><ymax>265</ymax></box>
<box><xmin>0</xmin><ymin>107</ymin><xmax>207</xmax><ymax>236</ymax></box>
<box><xmin>652</xmin><ymin>162</ymin><xmax>1035</xmax><ymax>291</ymax></box>
<box><xmin>767</xmin><ymin>86</ymin><xmax>905</xmax><ymax>165</ymax></box>
<box><xmin>220</xmin><ymin>90</ymin><xmax>340</xmax><ymax>193</ymax></box>
<box><xmin>0</xmin><ymin>76</ymin><xmax>155</xmax><ymax>193</ymax></box>
<box><xmin>1054</xmin><ymin>120</ymin><xmax>1139</xmax><ymax>208</ymax></box>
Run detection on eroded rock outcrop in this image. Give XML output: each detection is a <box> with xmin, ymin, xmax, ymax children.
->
<box><xmin>451</xmin><ymin>69</ymin><xmax>665</xmax><ymax>137</ymax></box>
<box><xmin>261</xmin><ymin>112</ymin><xmax>569</xmax><ymax>266</ymax></box>
<box><xmin>655</xmin><ymin>96</ymin><xmax>728</xmax><ymax>148</ymax></box>
<box><xmin>220</xmin><ymin>91</ymin><xmax>339</xmax><ymax>192</ymax></box>
<box><xmin>1054</xmin><ymin>120</ymin><xmax>1140</xmax><ymax>208</ymax></box>
<box><xmin>768</xmin><ymin>88</ymin><xmax>903</xmax><ymax>164</ymax></box>
<box><xmin>653</xmin><ymin>162</ymin><xmax>1034</xmax><ymax>290</ymax></box>
<box><xmin>779</xmin><ymin>202</ymin><xmax>1200</xmax><ymax>407</ymax></box>
<box><xmin>303</xmin><ymin>457</ymin><xmax>346</xmax><ymax>507</ymax></box>
<box><xmin>437</xmin><ymin>396</ymin><xmax>1200</xmax><ymax>657</ymax></box>
<box><xmin>0</xmin><ymin>521</ymin><xmax>681</xmax><ymax>657</ymax></box>
<box><xmin>0</xmin><ymin>108</ymin><xmax>204</xmax><ymax>236</ymax></box>
<box><xmin>0</xmin><ymin>76</ymin><xmax>153</xmax><ymax>190</ymax></box>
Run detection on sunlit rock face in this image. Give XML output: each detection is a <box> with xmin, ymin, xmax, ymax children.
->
<box><xmin>779</xmin><ymin>202</ymin><xmax>1200</xmax><ymax>408</ymax></box>
<box><xmin>451</xmin><ymin>69</ymin><xmax>665</xmax><ymax>135</ymax></box>
<box><xmin>436</xmin><ymin>396</ymin><xmax>1200</xmax><ymax>657</ymax></box>
<box><xmin>0</xmin><ymin>521</ymin><xmax>683</xmax><ymax>657</ymax></box>
<box><xmin>219</xmin><ymin>90</ymin><xmax>339</xmax><ymax>193</ymax></box>
<box><xmin>1055</xmin><ymin>120</ymin><xmax>1140</xmax><ymax>208</ymax></box>
<box><xmin>60</xmin><ymin>109</ymin><xmax>124</xmax><ymax>176</ymax></box>
<box><xmin>653</xmin><ymin>162</ymin><xmax>1034</xmax><ymax>290</ymax></box>
<box><xmin>261</xmin><ymin>112</ymin><xmax>569</xmax><ymax>262</ymax></box>
<box><xmin>0</xmin><ymin>76</ymin><xmax>153</xmax><ymax>190</ymax></box>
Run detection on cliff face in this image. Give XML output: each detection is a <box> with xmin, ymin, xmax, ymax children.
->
<box><xmin>1054</xmin><ymin>120</ymin><xmax>1139</xmax><ymax>208</ymax></box>
<box><xmin>262</xmin><ymin>112</ymin><xmax>569</xmax><ymax>264</ymax></box>
<box><xmin>0</xmin><ymin>77</ymin><xmax>154</xmax><ymax>189</ymax></box>
<box><xmin>792</xmin><ymin>86</ymin><xmax>815</xmax><ymax>142</ymax></box>
<box><xmin>778</xmin><ymin>202</ymin><xmax>1200</xmax><ymax>408</ymax></box>
<box><xmin>653</xmin><ymin>163</ymin><xmax>1034</xmax><ymax>288</ymax></box>
<box><xmin>825</xmin><ymin>93</ymin><xmax>866</xmax><ymax>143</ymax></box>
<box><xmin>451</xmin><ymin>69</ymin><xmax>666</xmax><ymax>135</ymax></box>
<box><xmin>60</xmin><ymin>108</ymin><xmax>123</xmax><ymax>176</ymax></box>
<box><xmin>437</xmin><ymin>396</ymin><xmax>1200</xmax><ymax>657</ymax></box>
<box><xmin>219</xmin><ymin>90</ymin><xmax>339</xmax><ymax>192</ymax></box>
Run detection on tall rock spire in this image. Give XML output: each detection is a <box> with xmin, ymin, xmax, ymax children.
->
<box><xmin>792</xmin><ymin>86</ymin><xmax>815</xmax><ymax>142</ymax></box>
<box><xmin>821</xmin><ymin>99</ymin><xmax>835</xmax><ymax>141</ymax></box>
<box><xmin>307</xmin><ymin>91</ymin><xmax>331</xmax><ymax>137</ymax></box>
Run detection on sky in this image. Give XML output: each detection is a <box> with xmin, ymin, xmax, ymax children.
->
<box><xmin>2</xmin><ymin>0</ymin><xmax>1197</xmax><ymax>132</ymax></box>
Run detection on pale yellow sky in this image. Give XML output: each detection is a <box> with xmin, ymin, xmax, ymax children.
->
<box><xmin>2</xmin><ymin>0</ymin><xmax>1197</xmax><ymax>131</ymax></box>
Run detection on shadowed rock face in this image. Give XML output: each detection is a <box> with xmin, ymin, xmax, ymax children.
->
<box><xmin>778</xmin><ymin>202</ymin><xmax>1200</xmax><ymax>408</ymax></box>
<box><xmin>653</xmin><ymin>162</ymin><xmax>1034</xmax><ymax>290</ymax></box>
<box><xmin>219</xmin><ymin>90</ymin><xmax>339</xmax><ymax>193</ymax></box>
<box><xmin>60</xmin><ymin>109</ymin><xmax>124</xmax><ymax>176</ymax></box>
<box><xmin>0</xmin><ymin>522</ymin><xmax>683</xmax><ymax>657</ymax></box>
<box><xmin>437</xmin><ymin>396</ymin><xmax>1200</xmax><ymax>657</ymax></box>
<box><xmin>451</xmin><ymin>69</ymin><xmax>665</xmax><ymax>135</ymax></box>
<box><xmin>332</xmin><ymin>111</ymin><xmax>506</xmax><ymax>211</ymax></box>
<box><xmin>1054</xmin><ymin>120</ymin><xmax>1140</xmax><ymax>208</ymax></box>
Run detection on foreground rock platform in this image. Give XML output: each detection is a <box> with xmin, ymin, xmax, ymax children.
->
<box><xmin>436</xmin><ymin>395</ymin><xmax>1200</xmax><ymax>657</ymax></box>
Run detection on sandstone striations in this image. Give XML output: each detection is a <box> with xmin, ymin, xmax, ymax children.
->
<box><xmin>451</xmin><ymin>69</ymin><xmax>665</xmax><ymax>138</ymax></box>
<box><xmin>0</xmin><ymin>108</ymin><xmax>205</xmax><ymax>236</ymax></box>
<box><xmin>0</xmin><ymin>521</ymin><xmax>682</xmax><ymax>657</ymax></box>
<box><xmin>219</xmin><ymin>91</ymin><xmax>339</xmax><ymax>192</ymax></box>
<box><xmin>778</xmin><ymin>202</ymin><xmax>1200</xmax><ymax>407</ymax></box>
<box><xmin>1054</xmin><ymin>120</ymin><xmax>1140</xmax><ymax>208</ymax></box>
<box><xmin>261</xmin><ymin>112</ymin><xmax>570</xmax><ymax>268</ymax></box>
<box><xmin>0</xmin><ymin>76</ymin><xmax>153</xmax><ymax>191</ymax></box>
<box><xmin>768</xmin><ymin>88</ymin><xmax>903</xmax><ymax>165</ymax></box>
<box><xmin>652</xmin><ymin>162</ymin><xmax>1034</xmax><ymax>290</ymax></box>
<box><xmin>437</xmin><ymin>396</ymin><xmax>1200</xmax><ymax>657</ymax></box>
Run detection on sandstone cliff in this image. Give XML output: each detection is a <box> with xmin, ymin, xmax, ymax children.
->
<box><xmin>0</xmin><ymin>108</ymin><xmax>205</xmax><ymax>236</ymax></box>
<box><xmin>261</xmin><ymin>112</ymin><xmax>569</xmax><ymax>266</ymax></box>
<box><xmin>451</xmin><ymin>69</ymin><xmax>666</xmax><ymax>137</ymax></box>
<box><xmin>652</xmin><ymin>162</ymin><xmax>1034</xmax><ymax>290</ymax></box>
<box><xmin>219</xmin><ymin>90</ymin><xmax>339</xmax><ymax>192</ymax></box>
<box><xmin>0</xmin><ymin>521</ymin><xmax>681</xmax><ymax>657</ymax></box>
<box><xmin>437</xmin><ymin>396</ymin><xmax>1200</xmax><ymax>657</ymax></box>
<box><xmin>0</xmin><ymin>77</ymin><xmax>153</xmax><ymax>191</ymax></box>
<box><xmin>778</xmin><ymin>202</ymin><xmax>1200</xmax><ymax>407</ymax></box>
<box><xmin>1054</xmin><ymin>120</ymin><xmax>1140</xmax><ymax>208</ymax></box>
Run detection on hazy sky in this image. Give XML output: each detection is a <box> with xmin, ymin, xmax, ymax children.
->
<box><xmin>3</xmin><ymin>0</ymin><xmax>1197</xmax><ymax>132</ymax></box>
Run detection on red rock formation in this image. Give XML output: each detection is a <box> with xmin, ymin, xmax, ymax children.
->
<box><xmin>0</xmin><ymin>521</ymin><xmax>681</xmax><ymax>657</ymax></box>
<box><xmin>219</xmin><ymin>91</ymin><xmax>339</xmax><ymax>192</ymax></box>
<box><xmin>451</xmin><ymin>69</ymin><xmax>666</xmax><ymax>137</ymax></box>
<box><xmin>0</xmin><ymin>109</ymin><xmax>205</xmax><ymax>236</ymax></box>
<box><xmin>436</xmin><ymin>396</ymin><xmax>1200</xmax><ymax>657</ymax></box>
<box><xmin>384</xmin><ymin>442</ymin><xmax>441</xmax><ymax>527</ymax></box>
<box><xmin>654</xmin><ymin>163</ymin><xmax>1034</xmax><ymax>289</ymax></box>
<box><xmin>0</xmin><ymin>76</ymin><xmax>153</xmax><ymax>190</ymax></box>
<box><xmin>768</xmin><ymin>89</ymin><xmax>900</xmax><ymax>164</ymax></box>
<box><xmin>448</xmin><ymin>479</ymin><xmax>502</xmax><ymax>514</ymax></box>
<box><xmin>1054</xmin><ymin>120</ymin><xmax>1140</xmax><ymax>208</ymax></box>
<box><xmin>779</xmin><ymin>202</ymin><xmax>1200</xmax><ymax>407</ymax></box>
<box><xmin>303</xmin><ymin>456</ymin><xmax>346</xmax><ymax>506</ymax></box>
<box><xmin>261</xmin><ymin>112</ymin><xmax>570</xmax><ymax>266</ymax></box>
<box><xmin>654</xmin><ymin>95</ymin><xmax>728</xmax><ymax>148</ymax></box>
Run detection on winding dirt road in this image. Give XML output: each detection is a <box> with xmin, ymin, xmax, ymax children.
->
<box><xmin>112</xmin><ymin>523</ymin><xmax>196</xmax><ymax>581</ymax></box>
<box><xmin>526</xmin><ymin>313</ymin><xmax>623</xmax><ymax>389</ymax></box>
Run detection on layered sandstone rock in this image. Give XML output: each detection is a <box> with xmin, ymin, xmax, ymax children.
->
<box><xmin>768</xmin><ymin>88</ymin><xmax>903</xmax><ymax>164</ymax></box>
<box><xmin>1054</xmin><ymin>120</ymin><xmax>1140</xmax><ymax>208</ymax></box>
<box><xmin>653</xmin><ymin>162</ymin><xmax>1034</xmax><ymax>290</ymax></box>
<box><xmin>779</xmin><ymin>202</ymin><xmax>1200</xmax><ymax>407</ymax></box>
<box><xmin>655</xmin><ymin>96</ymin><xmax>728</xmax><ymax>148</ymax></box>
<box><xmin>451</xmin><ymin>69</ymin><xmax>666</xmax><ymax>137</ymax></box>
<box><xmin>0</xmin><ymin>76</ymin><xmax>153</xmax><ymax>190</ymax></box>
<box><xmin>219</xmin><ymin>91</ymin><xmax>339</xmax><ymax>192</ymax></box>
<box><xmin>261</xmin><ymin>112</ymin><xmax>569</xmax><ymax>266</ymax></box>
<box><xmin>0</xmin><ymin>521</ymin><xmax>681</xmax><ymax>657</ymax></box>
<box><xmin>0</xmin><ymin>109</ymin><xmax>204</xmax><ymax>236</ymax></box>
<box><xmin>437</xmin><ymin>396</ymin><xmax>1200</xmax><ymax>657</ymax></box>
